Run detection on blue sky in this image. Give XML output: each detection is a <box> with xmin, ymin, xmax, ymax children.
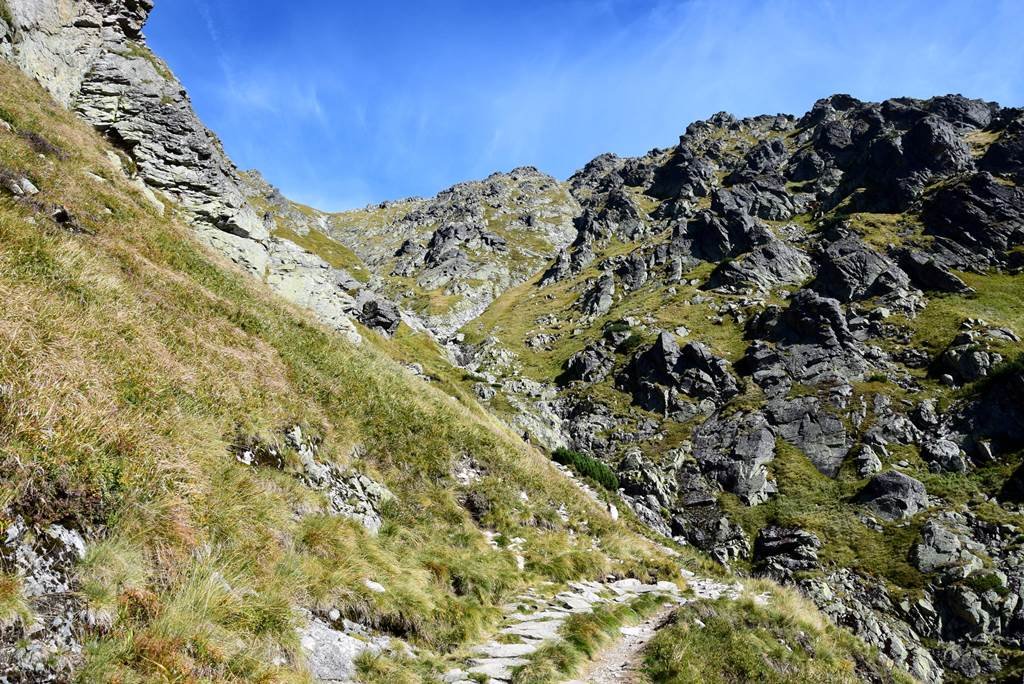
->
<box><xmin>147</xmin><ymin>0</ymin><xmax>1024</xmax><ymax>211</ymax></box>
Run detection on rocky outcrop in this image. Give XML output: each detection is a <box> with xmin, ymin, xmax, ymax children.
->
<box><xmin>855</xmin><ymin>471</ymin><xmax>928</xmax><ymax>521</ymax></box>
<box><xmin>801</xmin><ymin>569</ymin><xmax>943</xmax><ymax>682</ymax></box>
<box><xmin>235</xmin><ymin>426</ymin><xmax>394</xmax><ymax>535</ymax></box>
<box><xmin>897</xmin><ymin>249</ymin><xmax>973</xmax><ymax>294</ymax></box>
<box><xmin>579</xmin><ymin>273</ymin><xmax>615</xmax><ymax>317</ymax></box>
<box><xmin>765</xmin><ymin>395</ymin><xmax>850</xmax><ymax>476</ymax></box>
<box><xmin>561</xmin><ymin>344</ymin><xmax>614</xmax><ymax>385</ymax></box>
<box><xmin>622</xmin><ymin>333</ymin><xmax>739</xmax><ymax>416</ymax></box>
<box><xmin>923</xmin><ymin>172</ymin><xmax>1024</xmax><ymax>267</ymax></box>
<box><xmin>299</xmin><ymin>614</ymin><xmax>392</xmax><ymax>683</ymax></box>
<box><xmin>811</xmin><ymin>235</ymin><xmax>909</xmax><ymax>302</ymax></box>
<box><xmin>0</xmin><ymin>0</ymin><xmax>152</xmax><ymax>107</ymax></box>
<box><xmin>706</xmin><ymin>237</ymin><xmax>813</xmax><ymax>293</ymax></box>
<box><xmin>691</xmin><ymin>410</ymin><xmax>776</xmax><ymax>506</ymax></box>
<box><xmin>356</xmin><ymin>293</ymin><xmax>402</xmax><ymax>336</ymax></box>
<box><xmin>0</xmin><ymin>518</ymin><xmax>88</xmax><ymax>682</ymax></box>
<box><xmin>753</xmin><ymin>526</ymin><xmax>820</xmax><ymax>580</ymax></box>
<box><xmin>933</xmin><ymin>321</ymin><xmax>1017</xmax><ymax>384</ymax></box>
<box><xmin>1</xmin><ymin>0</ymin><xmax>369</xmax><ymax>342</ymax></box>
<box><xmin>331</xmin><ymin>167</ymin><xmax>579</xmax><ymax>337</ymax></box>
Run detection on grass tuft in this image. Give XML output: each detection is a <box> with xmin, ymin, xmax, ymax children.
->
<box><xmin>0</xmin><ymin>573</ymin><xmax>32</xmax><ymax>628</ymax></box>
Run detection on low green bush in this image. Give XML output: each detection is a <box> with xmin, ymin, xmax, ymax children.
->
<box><xmin>552</xmin><ymin>448</ymin><xmax>619</xmax><ymax>492</ymax></box>
<box><xmin>967</xmin><ymin>572</ymin><xmax>1009</xmax><ymax>596</ymax></box>
<box><xmin>616</xmin><ymin>333</ymin><xmax>645</xmax><ymax>355</ymax></box>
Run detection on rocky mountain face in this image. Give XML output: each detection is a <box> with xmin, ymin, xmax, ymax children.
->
<box><xmin>3</xmin><ymin>0</ymin><xmax>1024</xmax><ymax>681</ymax></box>
<box><xmin>446</xmin><ymin>97</ymin><xmax>1024</xmax><ymax>681</ymax></box>
<box><xmin>325</xmin><ymin>168</ymin><xmax>579</xmax><ymax>337</ymax></box>
<box><xmin>0</xmin><ymin>0</ymin><xmax>387</xmax><ymax>343</ymax></box>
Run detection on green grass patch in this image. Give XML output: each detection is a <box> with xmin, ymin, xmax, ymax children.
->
<box><xmin>721</xmin><ymin>441</ymin><xmax>925</xmax><ymax>590</ymax></box>
<box><xmin>117</xmin><ymin>41</ymin><xmax>174</xmax><ymax>81</ymax></box>
<box><xmin>0</xmin><ymin>573</ymin><xmax>31</xmax><ymax>629</ymax></box>
<box><xmin>643</xmin><ymin>585</ymin><xmax>912</xmax><ymax>684</ymax></box>
<box><xmin>271</xmin><ymin>224</ymin><xmax>370</xmax><ymax>282</ymax></box>
<box><xmin>905</xmin><ymin>271</ymin><xmax>1024</xmax><ymax>359</ymax></box>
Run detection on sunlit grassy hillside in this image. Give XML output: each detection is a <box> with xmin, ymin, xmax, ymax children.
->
<box><xmin>0</xmin><ymin>60</ymin><xmax>682</xmax><ymax>682</ymax></box>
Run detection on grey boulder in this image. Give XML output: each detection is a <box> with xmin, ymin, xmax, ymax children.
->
<box><xmin>856</xmin><ymin>471</ymin><xmax>928</xmax><ymax>521</ymax></box>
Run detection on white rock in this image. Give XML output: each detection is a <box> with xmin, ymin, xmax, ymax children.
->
<box><xmin>300</xmin><ymin>617</ymin><xmax>383</xmax><ymax>682</ymax></box>
<box><xmin>473</xmin><ymin>641</ymin><xmax>538</xmax><ymax>658</ymax></box>
<box><xmin>501</xmin><ymin>619</ymin><xmax>563</xmax><ymax>640</ymax></box>
<box><xmin>468</xmin><ymin>657</ymin><xmax>529</xmax><ymax>681</ymax></box>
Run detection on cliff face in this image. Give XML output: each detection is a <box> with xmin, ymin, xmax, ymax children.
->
<box><xmin>0</xmin><ymin>0</ymin><xmax>150</xmax><ymax>107</ymax></box>
<box><xmin>0</xmin><ymin>0</ymin><xmax>372</xmax><ymax>342</ymax></box>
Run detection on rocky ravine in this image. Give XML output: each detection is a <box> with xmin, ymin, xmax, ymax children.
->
<box><xmin>3</xmin><ymin>1</ymin><xmax>1024</xmax><ymax>682</ymax></box>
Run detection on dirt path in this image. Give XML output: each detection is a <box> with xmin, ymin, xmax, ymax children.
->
<box><xmin>562</xmin><ymin>575</ymin><xmax>746</xmax><ymax>684</ymax></box>
<box><xmin>564</xmin><ymin>603</ymin><xmax>677</xmax><ymax>684</ymax></box>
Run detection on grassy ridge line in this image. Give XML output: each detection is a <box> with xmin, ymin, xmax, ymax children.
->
<box><xmin>0</xmin><ymin>59</ymin><xmax>679</xmax><ymax>681</ymax></box>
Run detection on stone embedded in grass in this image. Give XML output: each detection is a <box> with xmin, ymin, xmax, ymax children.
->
<box><xmin>0</xmin><ymin>518</ymin><xmax>88</xmax><ymax>681</ymax></box>
<box><xmin>855</xmin><ymin>471</ymin><xmax>928</xmax><ymax>521</ymax></box>
<box><xmin>752</xmin><ymin>526</ymin><xmax>821</xmax><ymax>580</ymax></box>
<box><xmin>469</xmin><ymin>656</ymin><xmax>529</xmax><ymax>681</ymax></box>
<box><xmin>501</xmin><ymin>618</ymin><xmax>564</xmax><ymax>640</ymax></box>
<box><xmin>473</xmin><ymin>641</ymin><xmax>539</xmax><ymax>658</ymax></box>
<box><xmin>299</xmin><ymin>615</ymin><xmax>389</xmax><ymax>682</ymax></box>
<box><xmin>922</xmin><ymin>439</ymin><xmax>968</xmax><ymax>473</ymax></box>
<box><xmin>0</xmin><ymin>169</ymin><xmax>38</xmax><ymax>196</ymax></box>
<box><xmin>852</xmin><ymin>445</ymin><xmax>883</xmax><ymax>478</ymax></box>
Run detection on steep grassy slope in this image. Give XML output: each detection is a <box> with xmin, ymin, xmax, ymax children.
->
<box><xmin>0</xmin><ymin>61</ymin><xmax>684</xmax><ymax>681</ymax></box>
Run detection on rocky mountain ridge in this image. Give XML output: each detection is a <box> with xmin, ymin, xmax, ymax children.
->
<box><xmin>447</xmin><ymin>95</ymin><xmax>1024</xmax><ymax>681</ymax></box>
<box><xmin>2</xmin><ymin>0</ymin><xmax>1024</xmax><ymax>682</ymax></box>
<box><xmin>240</xmin><ymin>90</ymin><xmax>1024</xmax><ymax>681</ymax></box>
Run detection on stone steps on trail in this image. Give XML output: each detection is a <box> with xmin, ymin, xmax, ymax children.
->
<box><xmin>446</xmin><ymin>576</ymin><xmax>713</xmax><ymax>683</ymax></box>
<box><xmin>443</xmin><ymin>571</ymin><xmax>751</xmax><ymax>683</ymax></box>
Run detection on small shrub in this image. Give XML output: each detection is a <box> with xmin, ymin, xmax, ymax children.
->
<box><xmin>966</xmin><ymin>572</ymin><xmax>1009</xmax><ymax>596</ymax></box>
<box><xmin>551</xmin><ymin>448</ymin><xmax>619</xmax><ymax>491</ymax></box>
<box><xmin>616</xmin><ymin>333</ymin><xmax>644</xmax><ymax>355</ymax></box>
<box><xmin>604</xmin><ymin>320</ymin><xmax>631</xmax><ymax>334</ymax></box>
